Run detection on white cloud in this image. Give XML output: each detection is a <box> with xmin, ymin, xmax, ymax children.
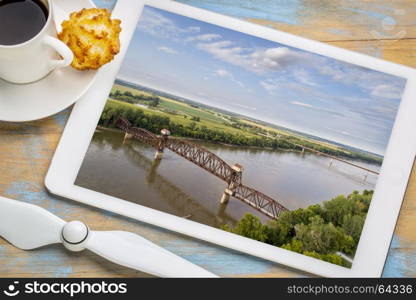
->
<box><xmin>139</xmin><ymin>7</ymin><xmax>404</xmax><ymax>109</ymax></box>
<box><xmin>215</xmin><ymin>69</ymin><xmax>230</xmax><ymax>77</ymax></box>
<box><xmin>260</xmin><ymin>77</ymin><xmax>301</xmax><ymax>95</ymax></box>
<box><xmin>371</xmin><ymin>84</ymin><xmax>403</xmax><ymax>99</ymax></box>
<box><xmin>260</xmin><ymin>80</ymin><xmax>279</xmax><ymax>93</ymax></box>
<box><xmin>323</xmin><ymin>127</ymin><xmax>381</xmax><ymax>144</ymax></box>
<box><xmin>187</xmin><ymin>26</ymin><xmax>201</xmax><ymax>33</ymax></box>
<box><xmin>198</xmin><ymin>40</ymin><xmax>309</xmax><ymax>74</ymax></box>
<box><xmin>138</xmin><ymin>8</ymin><xmax>175</xmax><ymax>38</ymax></box>
<box><xmin>158</xmin><ymin>46</ymin><xmax>177</xmax><ymax>54</ymax></box>
<box><xmin>198</xmin><ymin>37</ymin><xmax>404</xmax><ymax>103</ymax></box>
<box><xmin>291</xmin><ymin>101</ymin><xmax>313</xmax><ymax>108</ymax></box>
<box><xmin>250</xmin><ymin>47</ymin><xmax>308</xmax><ymax>71</ymax></box>
<box><xmin>290</xmin><ymin>101</ymin><xmax>345</xmax><ymax>117</ymax></box>
<box><xmin>186</xmin><ymin>33</ymin><xmax>222</xmax><ymax>43</ymax></box>
<box><xmin>214</xmin><ymin>69</ymin><xmax>244</xmax><ymax>87</ymax></box>
<box><xmin>197</xmin><ymin>40</ymin><xmax>245</xmax><ymax>67</ymax></box>
<box><xmin>292</xmin><ymin>69</ymin><xmax>320</xmax><ymax>86</ymax></box>
<box><xmin>317</xmin><ymin>62</ymin><xmax>405</xmax><ymax>97</ymax></box>
<box><xmin>138</xmin><ymin>8</ymin><xmax>200</xmax><ymax>40</ymax></box>
<box><xmin>232</xmin><ymin>103</ymin><xmax>257</xmax><ymax>111</ymax></box>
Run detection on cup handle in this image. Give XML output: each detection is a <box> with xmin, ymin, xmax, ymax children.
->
<box><xmin>42</xmin><ymin>36</ymin><xmax>74</xmax><ymax>69</ymax></box>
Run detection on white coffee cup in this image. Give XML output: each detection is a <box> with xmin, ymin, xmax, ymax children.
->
<box><xmin>0</xmin><ymin>0</ymin><xmax>73</xmax><ymax>84</ymax></box>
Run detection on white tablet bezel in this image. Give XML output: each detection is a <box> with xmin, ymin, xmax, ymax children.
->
<box><xmin>45</xmin><ymin>0</ymin><xmax>416</xmax><ymax>277</ymax></box>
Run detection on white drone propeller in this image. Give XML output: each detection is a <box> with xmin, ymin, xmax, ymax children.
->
<box><xmin>0</xmin><ymin>196</ymin><xmax>217</xmax><ymax>278</ymax></box>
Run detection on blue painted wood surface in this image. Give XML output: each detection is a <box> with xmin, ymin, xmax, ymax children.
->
<box><xmin>0</xmin><ymin>0</ymin><xmax>414</xmax><ymax>277</ymax></box>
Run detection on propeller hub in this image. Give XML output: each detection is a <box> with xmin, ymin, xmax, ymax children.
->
<box><xmin>62</xmin><ymin>221</ymin><xmax>89</xmax><ymax>252</ymax></box>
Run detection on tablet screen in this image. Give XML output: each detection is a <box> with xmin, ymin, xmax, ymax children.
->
<box><xmin>75</xmin><ymin>5</ymin><xmax>407</xmax><ymax>268</ymax></box>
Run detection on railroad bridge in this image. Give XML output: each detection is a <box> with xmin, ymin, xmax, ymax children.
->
<box><xmin>116</xmin><ymin>117</ymin><xmax>289</xmax><ymax>219</ymax></box>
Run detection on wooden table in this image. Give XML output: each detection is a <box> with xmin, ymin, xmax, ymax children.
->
<box><xmin>0</xmin><ymin>0</ymin><xmax>415</xmax><ymax>277</ymax></box>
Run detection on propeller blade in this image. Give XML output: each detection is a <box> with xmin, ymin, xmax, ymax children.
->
<box><xmin>0</xmin><ymin>197</ymin><xmax>218</xmax><ymax>278</ymax></box>
<box><xmin>86</xmin><ymin>231</ymin><xmax>218</xmax><ymax>278</ymax></box>
<box><xmin>0</xmin><ymin>196</ymin><xmax>65</xmax><ymax>250</ymax></box>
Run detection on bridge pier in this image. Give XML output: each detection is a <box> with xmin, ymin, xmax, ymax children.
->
<box><xmin>147</xmin><ymin>159</ymin><xmax>161</xmax><ymax>184</ymax></box>
<box><xmin>216</xmin><ymin>203</ymin><xmax>228</xmax><ymax>224</ymax></box>
<box><xmin>123</xmin><ymin>132</ymin><xmax>133</xmax><ymax>144</ymax></box>
<box><xmin>220</xmin><ymin>164</ymin><xmax>244</xmax><ymax>205</ymax></box>
<box><xmin>220</xmin><ymin>188</ymin><xmax>234</xmax><ymax>204</ymax></box>
<box><xmin>154</xmin><ymin>150</ymin><xmax>164</xmax><ymax>160</ymax></box>
<box><xmin>154</xmin><ymin>129</ymin><xmax>171</xmax><ymax>160</ymax></box>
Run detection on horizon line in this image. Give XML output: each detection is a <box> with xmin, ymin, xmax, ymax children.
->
<box><xmin>114</xmin><ymin>75</ymin><xmax>384</xmax><ymax>157</ymax></box>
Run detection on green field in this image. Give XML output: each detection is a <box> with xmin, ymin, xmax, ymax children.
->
<box><xmin>101</xmin><ymin>83</ymin><xmax>382</xmax><ymax>164</ymax></box>
<box><xmin>113</xmin><ymin>84</ymin><xmax>226</xmax><ymax>122</ymax></box>
<box><xmin>109</xmin><ymin>84</ymin><xmax>259</xmax><ymax>138</ymax></box>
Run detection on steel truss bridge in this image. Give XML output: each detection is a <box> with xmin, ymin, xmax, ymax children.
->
<box><xmin>116</xmin><ymin>117</ymin><xmax>289</xmax><ymax>219</ymax></box>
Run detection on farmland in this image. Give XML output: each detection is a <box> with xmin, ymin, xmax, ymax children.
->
<box><xmin>99</xmin><ymin>81</ymin><xmax>382</xmax><ymax>165</ymax></box>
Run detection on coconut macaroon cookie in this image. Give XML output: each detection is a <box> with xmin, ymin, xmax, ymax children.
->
<box><xmin>58</xmin><ymin>8</ymin><xmax>121</xmax><ymax>70</ymax></box>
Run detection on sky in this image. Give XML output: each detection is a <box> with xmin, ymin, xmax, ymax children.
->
<box><xmin>117</xmin><ymin>6</ymin><xmax>407</xmax><ymax>156</ymax></box>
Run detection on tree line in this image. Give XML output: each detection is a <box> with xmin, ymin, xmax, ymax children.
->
<box><xmin>229</xmin><ymin>119</ymin><xmax>381</xmax><ymax>164</ymax></box>
<box><xmin>110</xmin><ymin>90</ymin><xmax>160</xmax><ymax>107</ymax></box>
<box><xmin>100</xmin><ymin>99</ymin><xmax>381</xmax><ymax>164</ymax></box>
<box><xmin>222</xmin><ymin>190</ymin><xmax>373</xmax><ymax>267</ymax></box>
<box><xmin>99</xmin><ymin>100</ymin><xmax>297</xmax><ymax>149</ymax></box>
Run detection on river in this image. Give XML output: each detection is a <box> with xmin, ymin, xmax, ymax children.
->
<box><xmin>76</xmin><ymin>129</ymin><xmax>379</xmax><ymax>227</ymax></box>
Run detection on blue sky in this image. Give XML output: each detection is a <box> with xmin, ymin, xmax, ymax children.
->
<box><xmin>117</xmin><ymin>6</ymin><xmax>407</xmax><ymax>155</ymax></box>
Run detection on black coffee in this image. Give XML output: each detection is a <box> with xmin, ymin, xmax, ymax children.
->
<box><xmin>0</xmin><ymin>0</ymin><xmax>48</xmax><ymax>45</ymax></box>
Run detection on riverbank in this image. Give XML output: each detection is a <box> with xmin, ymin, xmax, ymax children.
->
<box><xmin>97</xmin><ymin>125</ymin><xmax>298</xmax><ymax>153</ymax></box>
<box><xmin>99</xmin><ymin>97</ymin><xmax>383</xmax><ymax>165</ymax></box>
<box><xmin>223</xmin><ymin>190</ymin><xmax>374</xmax><ymax>268</ymax></box>
<box><xmin>97</xmin><ymin>124</ymin><xmax>382</xmax><ymax>170</ymax></box>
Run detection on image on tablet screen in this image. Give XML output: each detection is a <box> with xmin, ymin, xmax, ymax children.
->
<box><xmin>75</xmin><ymin>5</ymin><xmax>407</xmax><ymax>268</ymax></box>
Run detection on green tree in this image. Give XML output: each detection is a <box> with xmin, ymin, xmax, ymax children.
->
<box><xmin>341</xmin><ymin>214</ymin><xmax>365</xmax><ymax>245</ymax></box>
<box><xmin>294</xmin><ymin>215</ymin><xmax>354</xmax><ymax>254</ymax></box>
<box><xmin>302</xmin><ymin>251</ymin><xmax>347</xmax><ymax>267</ymax></box>
<box><xmin>322</xmin><ymin>195</ymin><xmax>361</xmax><ymax>226</ymax></box>
<box><xmin>222</xmin><ymin>190</ymin><xmax>372</xmax><ymax>267</ymax></box>
<box><xmin>222</xmin><ymin>214</ymin><xmax>270</xmax><ymax>243</ymax></box>
<box><xmin>281</xmin><ymin>239</ymin><xmax>304</xmax><ymax>253</ymax></box>
<box><xmin>149</xmin><ymin>98</ymin><xmax>160</xmax><ymax>107</ymax></box>
<box><xmin>188</xmin><ymin>122</ymin><xmax>197</xmax><ymax>130</ymax></box>
<box><xmin>112</xmin><ymin>90</ymin><xmax>122</xmax><ymax>98</ymax></box>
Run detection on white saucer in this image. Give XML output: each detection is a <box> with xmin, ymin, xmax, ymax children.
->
<box><xmin>0</xmin><ymin>0</ymin><xmax>97</xmax><ymax>122</ymax></box>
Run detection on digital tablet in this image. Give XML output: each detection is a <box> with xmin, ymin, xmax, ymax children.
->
<box><xmin>46</xmin><ymin>0</ymin><xmax>416</xmax><ymax>277</ymax></box>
